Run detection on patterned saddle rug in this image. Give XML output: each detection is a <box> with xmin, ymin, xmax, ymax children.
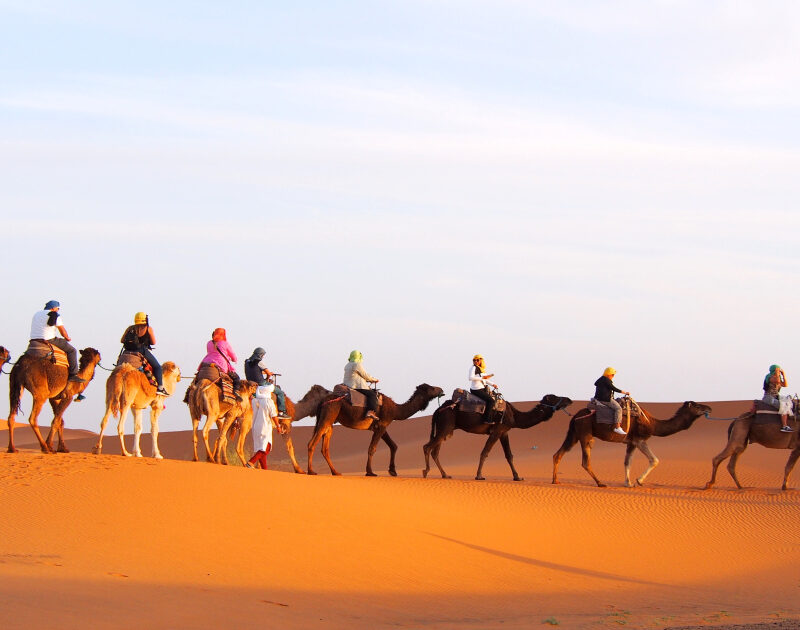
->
<box><xmin>451</xmin><ymin>388</ymin><xmax>507</xmax><ymax>422</ymax></box>
<box><xmin>751</xmin><ymin>399</ymin><xmax>798</xmax><ymax>425</ymax></box>
<box><xmin>117</xmin><ymin>352</ymin><xmax>157</xmax><ymax>387</ymax></box>
<box><xmin>331</xmin><ymin>384</ymin><xmax>382</xmax><ymax>409</ymax></box>
<box><xmin>194</xmin><ymin>363</ymin><xmax>238</xmax><ymax>404</ymax></box>
<box><xmin>24</xmin><ymin>340</ymin><xmax>69</xmax><ymax>369</ymax></box>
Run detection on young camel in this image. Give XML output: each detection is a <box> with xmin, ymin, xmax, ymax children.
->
<box><xmin>423</xmin><ymin>394</ymin><xmax>572</xmax><ymax>481</ymax></box>
<box><xmin>189</xmin><ymin>379</ymin><xmax>258</xmax><ymax>464</ymax></box>
<box><xmin>307</xmin><ymin>383</ymin><xmax>444</xmax><ymax>476</ymax></box>
<box><xmin>552</xmin><ymin>400</ymin><xmax>712</xmax><ymax>487</ymax></box>
<box><xmin>92</xmin><ymin>361</ymin><xmax>182</xmax><ymax>458</ymax></box>
<box><xmin>704</xmin><ymin>411</ymin><xmax>800</xmax><ymax>491</ymax></box>
<box><xmin>228</xmin><ymin>384</ymin><xmax>331</xmax><ymax>471</ymax></box>
<box><xmin>7</xmin><ymin>347</ymin><xmax>101</xmax><ymax>453</ymax></box>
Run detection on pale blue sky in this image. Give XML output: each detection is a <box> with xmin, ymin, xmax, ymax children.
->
<box><xmin>2</xmin><ymin>1</ymin><xmax>799</xmax><ymax>432</ymax></box>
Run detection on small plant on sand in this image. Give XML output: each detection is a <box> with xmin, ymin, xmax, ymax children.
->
<box><xmin>604</xmin><ymin>607</ymin><xmax>631</xmax><ymax>625</ymax></box>
<box><xmin>541</xmin><ymin>617</ymin><xmax>560</xmax><ymax>626</ymax></box>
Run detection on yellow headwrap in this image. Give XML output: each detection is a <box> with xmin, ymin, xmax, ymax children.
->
<box><xmin>603</xmin><ymin>367</ymin><xmax>616</xmax><ymax>377</ymax></box>
<box><xmin>473</xmin><ymin>354</ymin><xmax>486</xmax><ymax>372</ymax></box>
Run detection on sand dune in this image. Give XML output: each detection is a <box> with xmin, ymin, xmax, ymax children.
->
<box><xmin>1</xmin><ymin>399</ymin><xmax>798</xmax><ymax>629</ymax></box>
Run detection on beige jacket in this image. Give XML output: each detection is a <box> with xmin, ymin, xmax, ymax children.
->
<box><xmin>343</xmin><ymin>361</ymin><xmax>377</xmax><ymax>389</ymax></box>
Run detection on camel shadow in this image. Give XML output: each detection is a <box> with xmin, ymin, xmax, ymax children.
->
<box><xmin>424</xmin><ymin>533</ymin><xmax>672</xmax><ymax>588</ymax></box>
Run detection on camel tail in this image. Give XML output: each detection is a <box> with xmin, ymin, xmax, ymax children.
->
<box><xmin>9</xmin><ymin>364</ymin><xmax>23</xmax><ymax>414</ymax></box>
<box><xmin>558</xmin><ymin>416</ymin><xmax>578</xmax><ymax>451</ymax></box>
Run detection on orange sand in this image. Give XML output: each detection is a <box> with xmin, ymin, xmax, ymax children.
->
<box><xmin>1</xmin><ymin>400</ymin><xmax>798</xmax><ymax>629</ymax></box>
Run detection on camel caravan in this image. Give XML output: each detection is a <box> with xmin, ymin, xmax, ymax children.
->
<box><xmin>3</xmin><ymin>303</ymin><xmax>800</xmax><ymax>490</ymax></box>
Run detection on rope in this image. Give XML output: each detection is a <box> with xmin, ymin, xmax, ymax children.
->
<box><xmin>703</xmin><ymin>411</ymin><xmax>741</xmax><ymax>422</ymax></box>
<box><xmin>97</xmin><ymin>362</ymin><xmax>117</xmax><ymax>372</ymax></box>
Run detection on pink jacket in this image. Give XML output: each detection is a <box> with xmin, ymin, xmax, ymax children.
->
<box><xmin>200</xmin><ymin>340</ymin><xmax>237</xmax><ymax>373</ymax></box>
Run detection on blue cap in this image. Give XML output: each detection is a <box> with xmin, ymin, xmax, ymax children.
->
<box><xmin>44</xmin><ymin>300</ymin><xmax>60</xmax><ymax>309</ymax></box>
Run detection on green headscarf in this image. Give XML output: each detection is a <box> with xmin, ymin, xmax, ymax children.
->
<box><xmin>764</xmin><ymin>364</ymin><xmax>781</xmax><ymax>389</ymax></box>
<box><xmin>348</xmin><ymin>350</ymin><xmax>363</xmax><ymax>363</ymax></box>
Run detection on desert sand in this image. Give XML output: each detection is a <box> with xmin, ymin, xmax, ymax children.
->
<box><xmin>1</xmin><ymin>399</ymin><xmax>798</xmax><ymax>629</ymax></box>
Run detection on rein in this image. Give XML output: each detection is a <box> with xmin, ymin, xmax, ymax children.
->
<box><xmin>703</xmin><ymin>412</ymin><xmax>740</xmax><ymax>421</ymax></box>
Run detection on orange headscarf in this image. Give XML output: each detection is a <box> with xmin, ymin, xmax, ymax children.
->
<box><xmin>212</xmin><ymin>328</ymin><xmax>227</xmax><ymax>342</ymax></box>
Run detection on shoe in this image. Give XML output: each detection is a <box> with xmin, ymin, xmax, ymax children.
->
<box><xmin>68</xmin><ymin>375</ymin><xmax>86</xmax><ymax>383</ymax></box>
<box><xmin>781</xmin><ymin>426</ymin><xmax>794</xmax><ymax>433</ymax></box>
<box><xmin>613</xmin><ymin>426</ymin><xmax>627</xmax><ymax>435</ymax></box>
<box><xmin>74</xmin><ymin>393</ymin><xmax>86</xmax><ymax>402</ymax></box>
<box><xmin>156</xmin><ymin>387</ymin><xmax>169</xmax><ymax>397</ymax></box>
<box><xmin>245</xmin><ymin>463</ymin><xmax>255</xmax><ymax>469</ymax></box>
<box><xmin>277</xmin><ymin>412</ymin><xmax>291</xmax><ymax>420</ymax></box>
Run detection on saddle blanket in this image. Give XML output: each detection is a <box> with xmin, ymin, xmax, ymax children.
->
<box><xmin>332</xmin><ymin>384</ymin><xmax>377</xmax><ymax>408</ymax></box>
<box><xmin>117</xmin><ymin>352</ymin><xmax>158</xmax><ymax>387</ymax></box>
<box><xmin>588</xmin><ymin>397</ymin><xmax>639</xmax><ymax>425</ymax></box>
<box><xmin>451</xmin><ymin>388</ymin><xmax>507</xmax><ymax>422</ymax></box>
<box><xmin>752</xmin><ymin>399</ymin><xmax>797</xmax><ymax>425</ymax></box>
<box><xmin>24</xmin><ymin>340</ymin><xmax>69</xmax><ymax>368</ymax></box>
<box><xmin>196</xmin><ymin>363</ymin><xmax>222</xmax><ymax>382</ymax></box>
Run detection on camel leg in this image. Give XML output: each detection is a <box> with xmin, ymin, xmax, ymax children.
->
<box><xmin>132</xmin><ymin>408</ymin><xmax>144</xmax><ymax>457</ymax></box>
<box><xmin>423</xmin><ymin>418</ymin><xmax>453</xmax><ymax>479</ymax></box>
<box><xmin>552</xmin><ymin>418</ymin><xmax>581</xmax><ymax>484</ymax></box>
<box><xmin>381</xmin><ymin>431</ymin><xmax>398</xmax><ymax>477</ymax></box>
<box><xmin>705</xmin><ymin>439</ymin><xmax>744</xmax><ymax>489</ymax></box>
<box><xmin>191</xmin><ymin>418</ymin><xmax>200</xmax><ymax>462</ymax></box>
<box><xmin>307</xmin><ymin>409</ymin><xmax>336</xmax><ymax>475</ymax></box>
<box><xmin>281</xmin><ymin>431</ymin><xmax>305</xmax><ymax>474</ymax></box>
<box><xmin>365</xmin><ymin>427</ymin><xmax>389</xmax><ymax>477</ymax></box>
<box><xmin>150</xmin><ymin>403</ymin><xmax>164</xmax><ymax>459</ymax></box>
<box><xmin>476</xmin><ymin>432</ymin><xmax>501</xmax><ymax>480</ymax></box>
<box><xmin>635</xmin><ymin>441</ymin><xmax>659</xmax><ymax>486</ymax></box>
<box><xmin>727</xmin><ymin>445</ymin><xmax>748</xmax><ymax>489</ymax></box>
<box><xmin>782</xmin><ymin>448</ymin><xmax>800</xmax><ymax>491</ymax></box>
<box><xmin>623</xmin><ymin>442</ymin><xmax>635</xmax><ymax>487</ymax></box>
<box><xmin>94</xmin><ymin>404</ymin><xmax>116</xmax><ymax>454</ymax></box>
<box><xmin>28</xmin><ymin>397</ymin><xmax>53</xmax><ymax>454</ymax></box>
<box><xmin>431</xmin><ymin>443</ymin><xmax>450</xmax><ymax>479</ymax></box>
<box><xmin>320</xmin><ymin>427</ymin><xmax>340</xmax><ymax>476</ymax></box>
<box><xmin>117</xmin><ymin>404</ymin><xmax>133</xmax><ymax>457</ymax></box>
<box><xmin>7</xmin><ymin>385</ymin><xmax>24</xmax><ymax>453</ymax></box>
<box><xmin>499</xmin><ymin>432</ymin><xmax>522</xmax><ymax>481</ymax></box>
<box><xmin>579</xmin><ymin>436</ymin><xmax>605</xmax><ymax>487</ymax></box>
<box><xmin>201</xmin><ymin>415</ymin><xmax>218</xmax><ymax>463</ymax></box>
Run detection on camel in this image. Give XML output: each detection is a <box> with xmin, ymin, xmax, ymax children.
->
<box><xmin>307</xmin><ymin>383</ymin><xmax>444</xmax><ymax>476</ymax></box>
<box><xmin>704</xmin><ymin>410</ymin><xmax>800</xmax><ymax>491</ymax></box>
<box><xmin>92</xmin><ymin>361</ymin><xmax>182</xmax><ymax>458</ymax></box>
<box><xmin>552</xmin><ymin>399</ymin><xmax>712</xmax><ymax>487</ymax></box>
<box><xmin>189</xmin><ymin>378</ymin><xmax>259</xmax><ymax>464</ymax></box>
<box><xmin>0</xmin><ymin>346</ymin><xmax>10</xmax><ymax>372</ymax></box>
<box><xmin>423</xmin><ymin>394</ymin><xmax>573</xmax><ymax>481</ymax></box>
<box><xmin>228</xmin><ymin>384</ymin><xmax>331</xmax><ymax>471</ymax></box>
<box><xmin>7</xmin><ymin>347</ymin><xmax>101</xmax><ymax>453</ymax></box>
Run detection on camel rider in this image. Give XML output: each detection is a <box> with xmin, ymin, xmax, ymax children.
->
<box><xmin>763</xmin><ymin>365</ymin><xmax>793</xmax><ymax>432</ymax></box>
<box><xmin>244</xmin><ymin>347</ymin><xmax>290</xmax><ymax>419</ymax></box>
<box><xmin>594</xmin><ymin>367</ymin><xmax>630</xmax><ymax>435</ymax></box>
<box><xmin>343</xmin><ymin>350</ymin><xmax>380</xmax><ymax>422</ymax></box>
<box><xmin>469</xmin><ymin>354</ymin><xmax>498</xmax><ymax>422</ymax></box>
<box><xmin>29</xmin><ymin>300</ymin><xmax>84</xmax><ymax>382</ymax></box>
<box><xmin>120</xmin><ymin>312</ymin><xmax>169</xmax><ymax>396</ymax></box>
<box><xmin>200</xmin><ymin>328</ymin><xmax>241</xmax><ymax>398</ymax></box>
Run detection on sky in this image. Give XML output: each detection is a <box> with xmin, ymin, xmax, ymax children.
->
<box><xmin>2</xmin><ymin>1</ymin><xmax>799</xmax><ymax>433</ymax></box>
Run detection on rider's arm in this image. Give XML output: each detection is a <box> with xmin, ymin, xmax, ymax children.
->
<box><xmin>146</xmin><ymin>326</ymin><xmax>156</xmax><ymax>346</ymax></box>
<box><xmin>57</xmin><ymin>325</ymin><xmax>71</xmax><ymax>342</ymax></box>
<box><xmin>355</xmin><ymin>364</ymin><xmax>377</xmax><ymax>383</ymax></box>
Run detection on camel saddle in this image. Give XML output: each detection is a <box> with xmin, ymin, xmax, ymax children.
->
<box><xmin>24</xmin><ymin>340</ymin><xmax>69</xmax><ymax>369</ymax></box>
<box><xmin>587</xmin><ymin>397</ymin><xmax>640</xmax><ymax>425</ymax></box>
<box><xmin>451</xmin><ymin>388</ymin><xmax>506</xmax><ymax>422</ymax></box>
<box><xmin>751</xmin><ymin>399</ymin><xmax>798</xmax><ymax>425</ymax></box>
<box><xmin>193</xmin><ymin>363</ymin><xmax>238</xmax><ymax>404</ymax></box>
<box><xmin>331</xmin><ymin>384</ymin><xmax>382</xmax><ymax>409</ymax></box>
<box><xmin>117</xmin><ymin>351</ymin><xmax>158</xmax><ymax>387</ymax></box>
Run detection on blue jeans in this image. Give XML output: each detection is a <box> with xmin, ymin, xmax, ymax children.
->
<box><xmin>140</xmin><ymin>348</ymin><xmax>163</xmax><ymax>387</ymax></box>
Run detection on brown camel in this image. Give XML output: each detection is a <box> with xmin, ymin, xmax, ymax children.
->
<box><xmin>229</xmin><ymin>384</ymin><xmax>331</xmax><ymax>471</ymax></box>
<box><xmin>423</xmin><ymin>394</ymin><xmax>573</xmax><ymax>481</ymax></box>
<box><xmin>552</xmin><ymin>399</ymin><xmax>712</xmax><ymax>487</ymax></box>
<box><xmin>704</xmin><ymin>410</ymin><xmax>800</xmax><ymax>491</ymax></box>
<box><xmin>7</xmin><ymin>347</ymin><xmax>101</xmax><ymax>453</ymax></box>
<box><xmin>0</xmin><ymin>346</ymin><xmax>10</xmax><ymax>372</ymax></box>
<box><xmin>307</xmin><ymin>383</ymin><xmax>444</xmax><ymax>476</ymax></box>
<box><xmin>92</xmin><ymin>361</ymin><xmax>182</xmax><ymax>458</ymax></box>
<box><xmin>189</xmin><ymin>378</ymin><xmax>258</xmax><ymax>464</ymax></box>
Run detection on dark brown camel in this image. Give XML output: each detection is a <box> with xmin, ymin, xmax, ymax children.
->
<box><xmin>229</xmin><ymin>384</ymin><xmax>331</xmax><ymax>471</ymax></box>
<box><xmin>552</xmin><ymin>399</ymin><xmax>712</xmax><ymax>487</ymax></box>
<box><xmin>307</xmin><ymin>383</ymin><xmax>444</xmax><ymax>476</ymax></box>
<box><xmin>7</xmin><ymin>347</ymin><xmax>102</xmax><ymax>453</ymax></box>
<box><xmin>0</xmin><ymin>346</ymin><xmax>10</xmax><ymax>372</ymax></box>
<box><xmin>704</xmin><ymin>410</ymin><xmax>800</xmax><ymax>491</ymax></box>
<box><xmin>422</xmin><ymin>394</ymin><xmax>572</xmax><ymax>481</ymax></box>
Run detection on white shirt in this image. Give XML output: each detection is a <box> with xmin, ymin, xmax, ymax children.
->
<box><xmin>30</xmin><ymin>310</ymin><xmax>63</xmax><ymax>340</ymax></box>
<box><xmin>468</xmin><ymin>365</ymin><xmax>496</xmax><ymax>391</ymax></box>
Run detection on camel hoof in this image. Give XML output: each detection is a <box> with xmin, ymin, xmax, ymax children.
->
<box><xmin>597</xmin><ymin>483</ymin><xmax>607</xmax><ymax>488</ymax></box>
<box><xmin>154</xmin><ymin>454</ymin><xmax>164</xmax><ymax>460</ymax></box>
<box><xmin>703</xmin><ymin>483</ymin><xmax>713</xmax><ymax>490</ymax></box>
<box><xmin>7</xmin><ymin>447</ymin><xmax>18</xmax><ymax>454</ymax></box>
<box><xmin>332</xmin><ymin>471</ymin><xmax>342</xmax><ymax>476</ymax></box>
<box><xmin>475</xmin><ymin>476</ymin><xmax>485</xmax><ymax>481</ymax></box>
<box><xmin>422</xmin><ymin>470</ymin><xmax>428</xmax><ymax>478</ymax></box>
<box><xmin>91</xmin><ymin>446</ymin><xmax>101</xmax><ymax>455</ymax></box>
<box><xmin>307</xmin><ymin>470</ymin><xmax>317</xmax><ymax>476</ymax></box>
<box><xmin>513</xmin><ymin>477</ymin><xmax>524</xmax><ymax>482</ymax></box>
<box><xmin>135</xmin><ymin>453</ymin><xmax>143</xmax><ymax>458</ymax></box>
<box><xmin>123</xmin><ymin>452</ymin><xmax>133</xmax><ymax>458</ymax></box>
<box><xmin>365</xmin><ymin>472</ymin><xmax>377</xmax><ymax>477</ymax></box>
<box><xmin>293</xmin><ymin>469</ymin><xmax>306</xmax><ymax>475</ymax></box>
<box><xmin>58</xmin><ymin>446</ymin><xmax>70</xmax><ymax>454</ymax></box>
<box><xmin>444</xmin><ymin>475</ymin><xmax>452</xmax><ymax>479</ymax></box>
<box><xmin>389</xmin><ymin>469</ymin><xmax>397</xmax><ymax>477</ymax></box>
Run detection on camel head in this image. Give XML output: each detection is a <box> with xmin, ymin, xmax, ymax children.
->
<box><xmin>0</xmin><ymin>346</ymin><xmax>9</xmax><ymax>366</ymax></box>
<box><xmin>237</xmin><ymin>380</ymin><xmax>258</xmax><ymax>400</ymax></box>
<box><xmin>78</xmin><ymin>347</ymin><xmax>101</xmax><ymax>371</ymax></box>
<box><xmin>413</xmin><ymin>383</ymin><xmax>445</xmax><ymax>409</ymax></box>
<box><xmin>540</xmin><ymin>394</ymin><xmax>573</xmax><ymax>411</ymax></box>
<box><xmin>682</xmin><ymin>401</ymin><xmax>712</xmax><ymax>418</ymax></box>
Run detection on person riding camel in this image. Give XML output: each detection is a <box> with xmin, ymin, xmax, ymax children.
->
<box><xmin>762</xmin><ymin>364</ymin><xmax>793</xmax><ymax>432</ymax></box>
<box><xmin>342</xmin><ymin>350</ymin><xmax>380</xmax><ymax>423</ymax></box>
<box><xmin>244</xmin><ymin>347</ymin><xmax>290</xmax><ymax>419</ymax></box>
<box><xmin>120</xmin><ymin>312</ymin><xmax>168</xmax><ymax>396</ymax></box>
<box><xmin>200</xmin><ymin>328</ymin><xmax>241</xmax><ymax>398</ymax></box>
<box><xmin>469</xmin><ymin>354</ymin><xmax>498</xmax><ymax>423</ymax></box>
<box><xmin>593</xmin><ymin>367</ymin><xmax>630</xmax><ymax>435</ymax></box>
<box><xmin>29</xmin><ymin>300</ymin><xmax>84</xmax><ymax>382</ymax></box>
